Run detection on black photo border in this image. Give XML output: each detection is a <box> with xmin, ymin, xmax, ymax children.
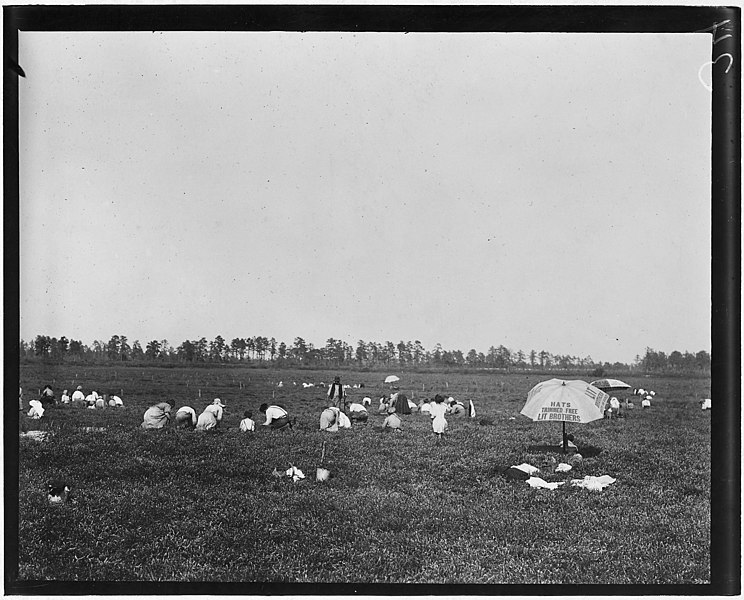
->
<box><xmin>4</xmin><ymin>4</ymin><xmax>740</xmax><ymax>596</ymax></box>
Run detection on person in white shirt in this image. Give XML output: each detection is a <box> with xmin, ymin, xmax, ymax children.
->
<box><xmin>449</xmin><ymin>400</ymin><xmax>466</xmax><ymax>416</ymax></box>
<box><xmin>319</xmin><ymin>406</ymin><xmax>339</xmax><ymax>432</ymax></box>
<box><xmin>239</xmin><ymin>411</ymin><xmax>256</xmax><ymax>432</ymax></box>
<box><xmin>196</xmin><ymin>399</ymin><xmax>225</xmax><ymax>430</ymax></box>
<box><xmin>429</xmin><ymin>394</ymin><xmax>449</xmax><ymax>439</ymax></box>
<box><xmin>259</xmin><ymin>403</ymin><xmax>293</xmax><ymax>430</ymax></box>
<box><xmin>108</xmin><ymin>394</ymin><xmax>124</xmax><ymax>408</ymax></box>
<box><xmin>174</xmin><ymin>406</ymin><xmax>197</xmax><ymax>429</ymax></box>
<box><xmin>336</xmin><ymin>408</ymin><xmax>351</xmax><ymax>429</ymax></box>
<box><xmin>382</xmin><ymin>406</ymin><xmax>402</xmax><ymax>431</ymax></box>
<box><xmin>61</xmin><ymin>390</ymin><xmax>70</xmax><ymax>404</ymax></box>
<box><xmin>28</xmin><ymin>399</ymin><xmax>45</xmax><ymax>419</ymax></box>
<box><xmin>347</xmin><ymin>401</ymin><xmax>369</xmax><ymax>423</ymax></box>
<box><xmin>71</xmin><ymin>386</ymin><xmax>85</xmax><ymax>406</ymax></box>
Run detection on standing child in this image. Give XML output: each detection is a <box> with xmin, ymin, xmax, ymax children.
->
<box><xmin>240</xmin><ymin>410</ymin><xmax>255</xmax><ymax>432</ymax></box>
<box><xmin>429</xmin><ymin>394</ymin><xmax>448</xmax><ymax>441</ymax></box>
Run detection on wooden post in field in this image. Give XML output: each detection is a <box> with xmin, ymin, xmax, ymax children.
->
<box><xmin>199</xmin><ymin>389</ymin><xmax>202</xmax><ymax>398</ymax></box>
<box><xmin>446</xmin><ymin>382</ymin><xmax>449</xmax><ymax>389</ymax></box>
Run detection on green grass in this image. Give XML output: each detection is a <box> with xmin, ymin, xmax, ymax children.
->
<box><xmin>15</xmin><ymin>364</ymin><xmax>710</xmax><ymax>583</ymax></box>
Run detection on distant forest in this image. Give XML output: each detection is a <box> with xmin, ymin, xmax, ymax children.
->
<box><xmin>20</xmin><ymin>334</ymin><xmax>711</xmax><ymax>376</ymax></box>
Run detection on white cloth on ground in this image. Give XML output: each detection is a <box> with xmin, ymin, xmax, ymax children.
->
<box><xmin>526</xmin><ymin>477</ymin><xmax>565</xmax><ymax>490</ymax></box>
<box><xmin>570</xmin><ymin>475</ymin><xmax>617</xmax><ymax>491</ymax></box>
<box><xmin>555</xmin><ymin>463</ymin><xmax>573</xmax><ymax>473</ymax></box>
<box><xmin>512</xmin><ymin>463</ymin><xmax>539</xmax><ymax>476</ymax></box>
<box><xmin>285</xmin><ymin>466</ymin><xmax>305</xmax><ymax>482</ymax></box>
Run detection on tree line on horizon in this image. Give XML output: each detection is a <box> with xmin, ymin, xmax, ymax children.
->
<box><xmin>20</xmin><ymin>334</ymin><xmax>711</xmax><ymax>375</ymax></box>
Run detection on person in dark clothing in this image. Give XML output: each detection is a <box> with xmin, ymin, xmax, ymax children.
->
<box><xmin>39</xmin><ymin>385</ymin><xmax>56</xmax><ymax>409</ymax></box>
<box><xmin>327</xmin><ymin>376</ymin><xmax>346</xmax><ymax>410</ymax></box>
<box><xmin>393</xmin><ymin>392</ymin><xmax>411</xmax><ymax>415</ymax></box>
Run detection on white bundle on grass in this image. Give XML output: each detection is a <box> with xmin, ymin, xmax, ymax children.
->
<box><xmin>512</xmin><ymin>463</ymin><xmax>539</xmax><ymax>476</ymax></box>
<box><xmin>285</xmin><ymin>466</ymin><xmax>305</xmax><ymax>483</ymax></box>
<box><xmin>526</xmin><ymin>477</ymin><xmax>564</xmax><ymax>490</ymax></box>
<box><xmin>570</xmin><ymin>475</ymin><xmax>616</xmax><ymax>491</ymax></box>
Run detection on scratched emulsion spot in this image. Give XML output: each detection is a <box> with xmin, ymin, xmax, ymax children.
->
<box><xmin>695</xmin><ymin>19</ymin><xmax>735</xmax><ymax>92</ymax></box>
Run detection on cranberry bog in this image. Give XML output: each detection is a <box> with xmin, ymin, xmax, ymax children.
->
<box><xmin>15</xmin><ymin>363</ymin><xmax>711</xmax><ymax>585</ymax></box>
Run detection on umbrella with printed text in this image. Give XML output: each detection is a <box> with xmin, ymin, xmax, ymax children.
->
<box><xmin>590</xmin><ymin>378</ymin><xmax>631</xmax><ymax>392</ymax></box>
<box><xmin>521</xmin><ymin>379</ymin><xmax>610</xmax><ymax>453</ymax></box>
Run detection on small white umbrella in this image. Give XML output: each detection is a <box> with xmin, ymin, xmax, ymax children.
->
<box><xmin>590</xmin><ymin>378</ymin><xmax>631</xmax><ymax>392</ymax></box>
<box><xmin>384</xmin><ymin>375</ymin><xmax>400</xmax><ymax>384</ymax></box>
<box><xmin>521</xmin><ymin>379</ymin><xmax>610</xmax><ymax>453</ymax></box>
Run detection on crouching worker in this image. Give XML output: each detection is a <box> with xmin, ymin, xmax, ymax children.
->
<box><xmin>320</xmin><ymin>406</ymin><xmax>339</xmax><ymax>432</ymax></box>
<box><xmin>196</xmin><ymin>398</ymin><xmax>225</xmax><ymax>431</ymax></box>
<box><xmin>174</xmin><ymin>405</ymin><xmax>197</xmax><ymax>429</ymax></box>
<box><xmin>240</xmin><ymin>411</ymin><xmax>255</xmax><ymax>432</ymax></box>
<box><xmin>260</xmin><ymin>403</ymin><xmax>293</xmax><ymax>430</ymax></box>
<box><xmin>347</xmin><ymin>401</ymin><xmax>369</xmax><ymax>423</ymax></box>
<box><xmin>382</xmin><ymin>406</ymin><xmax>402</xmax><ymax>432</ymax></box>
<box><xmin>28</xmin><ymin>399</ymin><xmax>45</xmax><ymax>419</ymax></box>
<box><xmin>141</xmin><ymin>400</ymin><xmax>173</xmax><ymax>429</ymax></box>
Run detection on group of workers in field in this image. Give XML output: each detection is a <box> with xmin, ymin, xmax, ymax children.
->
<box><xmin>141</xmin><ymin>375</ymin><xmax>471</xmax><ymax>439</ymax></box>
<box><xmin>20</xmin><ymin>385</ymin><xmax>124</xmax><ymax>419</ymax></box>
<box><xmin>20</xmin><ymin>376</ymin><xmax>472</xmax><ymax>440</ymax></box>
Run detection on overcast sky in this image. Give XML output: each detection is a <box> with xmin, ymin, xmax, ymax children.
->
<box><xmin>18</xmin><ymin>31</ymin><xmax>711</xmax><ymax>363</ymax></box>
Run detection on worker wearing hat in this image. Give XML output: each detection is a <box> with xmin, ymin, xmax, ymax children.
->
<box><xmin>327</xmin><ymin>376</ymin><xmax>346</xmax><ymax>410</ymax></box>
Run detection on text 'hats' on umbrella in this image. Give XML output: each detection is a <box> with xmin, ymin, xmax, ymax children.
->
<box><xmin>521</xmin><ymin>379</ymin><xmax>610</xmax><ymax>423</ymax></box>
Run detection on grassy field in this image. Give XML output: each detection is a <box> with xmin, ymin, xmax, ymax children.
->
<box><xmin>14</xmin><ymin>363</ymin><xmax>711</xmax><ymax>585</ymax></box>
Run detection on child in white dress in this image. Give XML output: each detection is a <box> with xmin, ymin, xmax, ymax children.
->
<box><xmin>429</xmin><ymin>394</ymin><xmax>448</xmax><ymax>440</ymax></box>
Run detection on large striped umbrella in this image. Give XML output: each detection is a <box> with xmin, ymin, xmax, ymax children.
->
<box><xmin>590</xmin><ymin>378</ymin><xmax>632</xmax><ymax>392</ymax></box>
<box><xmin>521</xmin><ymin>379</ymin><xmax>610</xmax><ymax>453</ymax></box>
